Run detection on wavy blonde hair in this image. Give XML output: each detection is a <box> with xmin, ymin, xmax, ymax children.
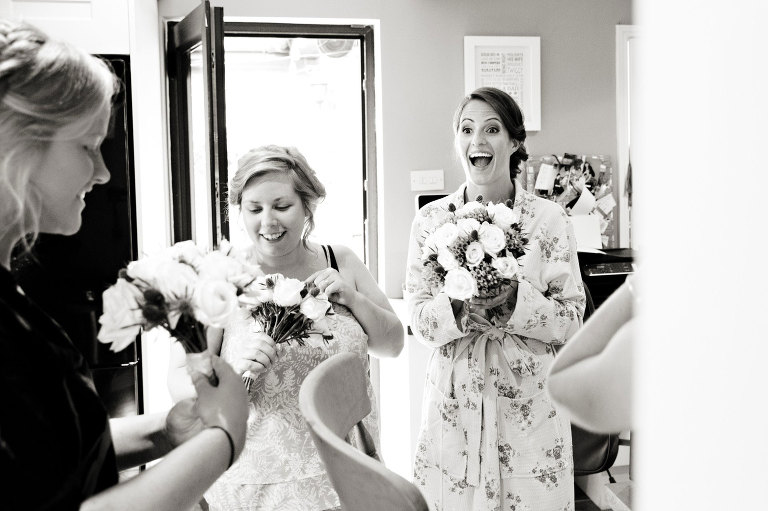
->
<box><xmin>0</xmin><ymin>19</ymin><xmax>118</xmax><ymax>248</ymax></box>
<box><xmin>229</xmin><ymin>145</ymin><xmax>327</xmax><ymax>249</ymax></box>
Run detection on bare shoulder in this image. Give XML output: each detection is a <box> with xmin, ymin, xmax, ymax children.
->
<box><xmin>330</xmin><ymin>245</ymin><xmax>374</xmax><ymax>286</ymax></box>
<box><xmin>330</xmin><ymin>244</ymin><xmax>365</xmax><ymax>272</ymax></box>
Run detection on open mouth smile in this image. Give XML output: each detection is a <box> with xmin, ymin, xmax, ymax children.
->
<box><xmin>469</xmin><ymin>152</ymin><xmax>493</xmax><ymax>168</ymax></box>
<box><xmin>260</xmin><ymin>231</ymin><xmax>286</xmax><ymax>242</ymax></box>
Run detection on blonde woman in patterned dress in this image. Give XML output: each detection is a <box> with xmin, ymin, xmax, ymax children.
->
<box><xmin>405</xmin><ymin>87</ymin><xmax>586</xmax><ymax>510</ymax></box>
<box><xmin>169</xmin><ymin>145</ymin><xmax>404</xmax><ymax>511</ymax></box>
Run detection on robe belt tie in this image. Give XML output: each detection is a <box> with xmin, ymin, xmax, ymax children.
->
<box><xmin>440</xmin><ymin>314</ymin><xmax>542</xmax><ymax>486</ymax></box>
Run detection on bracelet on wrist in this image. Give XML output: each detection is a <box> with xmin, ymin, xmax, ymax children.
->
<box><xmin>208</xmin><ymin>425</ymin><xmax>235</xmax><ymax>468</ymax></box>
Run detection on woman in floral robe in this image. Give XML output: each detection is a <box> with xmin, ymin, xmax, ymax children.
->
<box><xmin>406</xmin><ymin>87</ymin><xmax>585</xmax><ymax>511</ymax></box>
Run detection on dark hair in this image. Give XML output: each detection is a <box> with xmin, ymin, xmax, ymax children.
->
<box><xmin>452</xmin><ymin>87</ymin><xmax>529</xmax><ymax>179</ymax></box>
<box><xmin>229</xmin><ymin>145</ymin><xmax>326</xmax><ymax>249</ymax></box>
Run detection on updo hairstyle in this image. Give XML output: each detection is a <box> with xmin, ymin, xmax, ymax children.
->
<box><xmin>452</xmin><ymin>86</ymin><xmax>529</xmax><ymax>179</ymax></box>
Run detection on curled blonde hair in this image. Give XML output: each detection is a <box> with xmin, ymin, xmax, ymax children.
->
<box><xmin>0</xmin><ymin>19</ymin><xmax>118</xmax><ymax>247</ymax></box>
<box><xmin>229</xmin><ymin>145</ymin><xmax>326</xmax><ymax>248</ymax></box>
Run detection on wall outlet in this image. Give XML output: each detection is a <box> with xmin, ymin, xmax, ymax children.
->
<box><xmin>410</xmin><ymin>169</ymin><xmax>444</xmax><ymax>191</ymax></box>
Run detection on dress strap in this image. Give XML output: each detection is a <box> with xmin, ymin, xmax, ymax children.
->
<box><xmin>326</xmin><ymin>245</ymin><xmax>339</xmax><ymax>271</ymax></box>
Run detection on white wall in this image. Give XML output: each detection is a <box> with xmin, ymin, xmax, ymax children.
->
<box><xmin>0</xmin><ymin>0</ymin><xmax>129</xmax><ymax>54</ymax></box>
<box><xmin>635</xmin><ymin>1</ymin><xmax>768</xmax><ymax>509</ymax></box>
<box><xmin>158</xmin><ymin>0</ymin><xmax>633</xmax><ymax>297</ymax></box>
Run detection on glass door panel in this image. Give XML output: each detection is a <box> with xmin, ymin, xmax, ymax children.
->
<box><xmin>188</xmin><ymin>49</ymin><xmax>213</xmax><ymax>249</ymax></box>
<box><xmin>167</xmin><ymin>0</ymin><xmax>228</xmax><ymax>250</ymax></box>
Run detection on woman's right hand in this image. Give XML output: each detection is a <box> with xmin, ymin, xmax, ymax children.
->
<box><xmin>190</xmin><ymin>354</ymin><xmax>249</xmax><ymax>458</ymax></box>
<box><xmin>230</xmin><ymin>332</ymin><xmax>280</xmax><ymax>379</ymax></box>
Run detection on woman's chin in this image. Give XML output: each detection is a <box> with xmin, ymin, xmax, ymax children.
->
<box><xmin>38</xmin><ymin>216</ymin><xmax>82</xmax><ymax>236</ymax></box>
<box><xmin>255</xmin><ymin>236</ymin><xmax>295</xmax><ymax>257</ymax></box>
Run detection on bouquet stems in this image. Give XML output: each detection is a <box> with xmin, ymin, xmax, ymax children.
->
<box><xmin>185</xmin><ymin>351</ymin><xmax>218</xmax><ymax>387</ymax></box>
<box><xmin>172</xmin><ymin>313</ymin><xmax>219</xmax><ymax>387</ymax></box>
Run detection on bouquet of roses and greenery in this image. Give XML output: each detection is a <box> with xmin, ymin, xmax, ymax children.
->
<box><xmin>420</xmin><ymin>195</ymin><xmax>528</xmax><ymax>301</ymax></box>
<box><xmin>97</xmin><ymin>240</ymin><xmax>259</xmax><ymax>386</ymax></box>
<box><xmin>238</xmin><ymin>273</ymin><xmax>334</xmax><ymax>390</ymax></box>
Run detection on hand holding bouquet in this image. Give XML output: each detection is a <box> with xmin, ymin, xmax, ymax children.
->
<box><xmin>97</xmin><ymin>240</ymin><xmax>258</xmax><ymax>386</ymax></box>
<box><xmin>420</xmin><ymin>196</ymin><xmax>528</xmax><ymax>303</ymax></box>
<box><xmin>238</xmin><ymin>273</ymin><xmax>334</xmax><ymax>391</ymax></box>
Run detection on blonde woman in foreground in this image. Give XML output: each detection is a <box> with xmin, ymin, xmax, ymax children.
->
<box><xmin>0</xmin><ymin>19</ymin><xmax>247</xmax><ymax>510</ymax></box>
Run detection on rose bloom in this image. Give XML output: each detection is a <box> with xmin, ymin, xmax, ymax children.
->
<box><xmin>456</xmin><ymin>217</ymin><xmax>481</xmax><ymax>237</ymax></box>
<box><xmin>154</xmin><ymin>260</ymin><xmax>199</xmax><ymax>301</ymax></box>
<box><xmin>194</xmin><ymin>279</ymin><xmax>238</xmax><ymax>328</ymax></box>
<box><xmin>125</xmin><ymin>254</ymin><xmax>171</xmax><ymax>289</ymax></box>
<box><xmin>98</xmin><ymin>278</ymin><xmax>144</xmax><ymax>352</ymax></box>
<box><xmin>197</xmin><ymin>250</ymin><xmax>253</xmax><ymax>288</ymax></box>
<box><xmin>491</xmin><ymin>256</ymin><xmax>520</xmax><ymax>279</ymax></box>
<box><xmin>272</xmin><ymin>277</ymin><xmax>305</xmax><ymax>307</ymax></box>
<box><xmin>300</xmin><ymin>293</ymin><xmax>332</xmax><ymax>321</ymax></box>
<box><xmin>443</xmin><ymin>267</ymin><xmax>477</xmax><ymax>300</ymax></box>
<box><xmin>431</xmin><ymin>222</ymin><xmax>460</xmax><ymax>249</ymax></box>
<box><xmin>486</xmin><ymin>202</ymin><xmax>520</xmax><ymax>231</ymax></box>
<box><xmin>168</xmin><ymin>240</ymin><xmax>204</xmax><ymax>267</ymax></box>
<box><xmin>478</xmin><ymin>222</ymin><xmax>507</xmax><ymax>255</ymax></box>
<box><xmin>456</xmin><ymin>200</ymin><xmax>485</xmax><ymax>218</ymax></box>
<box><xmin>464</xmin><ymin>241</ymin><xmax>485</xmax><ymax>266</ymax></box>
<box><xmin>436</xmin><ymin>247</ymin><xmax>459</xmax><ymax>270</ymax></box>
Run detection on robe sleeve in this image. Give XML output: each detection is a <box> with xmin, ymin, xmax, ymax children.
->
<box><xmin>504</xmin><ymin>207</ymin><xmax>586</xmax><ymax>344</ymax></box>
<box><xmin>405</xmin><ymin>210</ymin><xmax>467</xmax><ymax>348</ymax></box>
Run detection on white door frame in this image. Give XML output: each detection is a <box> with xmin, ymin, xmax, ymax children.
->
<box><xmin>616</xmin><ymin>24</ymin><xmax>639</xmax><ymax>248</ymax></box>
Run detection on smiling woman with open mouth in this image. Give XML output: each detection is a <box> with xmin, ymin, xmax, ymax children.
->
<box><xmin>406</xmin><ymin>87</ymin><xmax>587</xmax><ymax>511</ymax></box>
<box><xmin>167</xmin><ymin>144</ymin><xmax>404</xmax><ymax>511</ymax></box>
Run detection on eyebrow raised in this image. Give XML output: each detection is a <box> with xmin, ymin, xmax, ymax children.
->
<box><xmin>461</xmin><ymin>116</ymin><xmax>501</xmax><ymax>124</ymax></box>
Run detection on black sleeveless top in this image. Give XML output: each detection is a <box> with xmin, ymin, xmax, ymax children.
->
<box><xmin>0</xmin><ymin>265</ymin><xmax>118</xmax><ymax>510</ymax></box>
<box><xmin>321</xmin><ymin>245</ymin><xmax>339</xmax><ymax>271</ymax></box>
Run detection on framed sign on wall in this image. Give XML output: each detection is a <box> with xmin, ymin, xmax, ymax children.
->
<box><xmin>464</xmin><ymin>36</ymin><xmax>541</xmax><ymax>131</ymax></box>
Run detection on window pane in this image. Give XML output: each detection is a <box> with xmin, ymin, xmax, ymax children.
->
<box><xmin>223</xmin><ymin>36</ymin><xmax>365</xmax><ymax>260</ymax></box>
<box><xmin>189</xmin><ymin>48</ymin><xmax>214</xmax><ymax>250</ymax></box>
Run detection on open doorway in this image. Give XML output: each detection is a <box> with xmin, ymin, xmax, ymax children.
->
<box><xmin>177</xmin><ymin>21</ymin><xmax>378</xmax><ymax>273</ymax></box>
<box><xmin>220</xmin><ymin>32</ymin><xmax>369</xmax><ymax>265</ymax></box>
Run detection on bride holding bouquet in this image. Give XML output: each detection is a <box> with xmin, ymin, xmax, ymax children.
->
<box><xmin>168</xmin><ymin>144</ymin><xmax>403</xmax><ymax>511</ymax></box>
<box><xmin>405</xmin><ymin>87</ymin><xmax>586</xmax><ymax>511</ymax></box>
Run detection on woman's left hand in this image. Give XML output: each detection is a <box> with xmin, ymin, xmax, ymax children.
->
<box><xmin>306</xmin><ymin>268</ymin><xmax>358</xmax><ymax>307</ymax></box>
<box><xmin>468</xmin><ymin>280</ymin><xmax>519</xmax><ymax>312</ymax></box>
<box><xmin>164</xmin><ymin>397</ymin><xmax>204</xmax><ymax>447</ymax></box>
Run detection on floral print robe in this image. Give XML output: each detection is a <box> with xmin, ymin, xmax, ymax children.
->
<box><xmin>406</xmin><ymin>183</ymin><xmax>586</xmax><ymax>511</ymax></box>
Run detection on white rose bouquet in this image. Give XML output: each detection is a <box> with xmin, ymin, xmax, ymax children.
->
<box><xmin>240</xmin><ymin>273</ymin><xmax>334</xmax><ymax>345</ymax></box>
<box><xmin>239</xmin><ymin>273</ymin><xmax>334</xmax><ymax>390</ymax></box>
<box><xmin>420</xmin><ymin>195</ymin><xmax>528</xmax><ymax>301</ymax></box>
<box><xmin>97</xmin><ymin>239</ymin><xmax>258</xmax><ymax>386</ymax></box>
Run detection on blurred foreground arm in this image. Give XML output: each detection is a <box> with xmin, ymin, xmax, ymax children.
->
<box><xmin>547</xmin><ymin>281</ymin><xmax>634</xmax><ymax>433</ymax></box>
<box><xmin>81</xmin><ymin>355</ymin><xmax>247</xmax><ymax>510</ymax></box>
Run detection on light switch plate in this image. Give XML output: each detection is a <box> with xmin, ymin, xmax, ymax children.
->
<box><xmin>410</xmin><ymin>169</ymin><xmax>444</xmax><ymax>191</ymax></box>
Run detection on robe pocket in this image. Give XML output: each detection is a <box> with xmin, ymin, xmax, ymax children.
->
<box><xmin>497</xmin><ymin>392</ymin><xmax>567</xmax><ymax>479</ymax></box>
<box><xmin>418</xmin><ymin>380</ymin><xmax>468</xmax><ymax>480</ymax></box>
